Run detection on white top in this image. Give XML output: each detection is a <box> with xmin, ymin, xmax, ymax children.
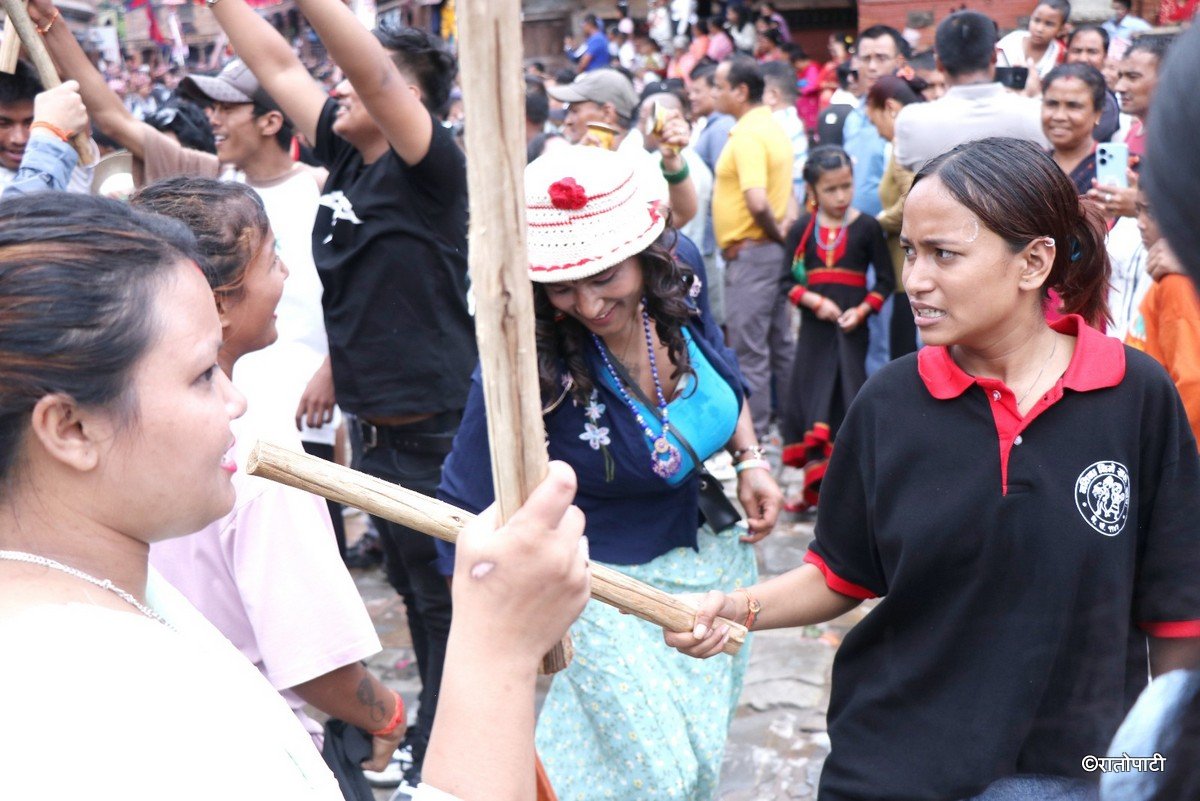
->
<box><xmin>150</xmin><ymin>423</ymin><xmax>381</xmax><ymax>749</ymax></box>
<box><xmin>233</xmin><ymin>165</ymin><xmax>339</xmax><ymax>446</ymax></box>
<box><xmin>893</xmin><ymin>82</ymin><xmax>1050</xmax><ymax>172</ymax></box>
<box><xmin>1106</xmin><ymin>216</ymin><xmax>1153</xmax><ymax>341</ymax></box>
<box><xmin>772</xmin><ymin>106</ymin><xmax>809</xmax><ymax>193</ymax></box>
<box><xmin>620</xmin><ymin>130</ymin><xmax>712</xmax><ymax>249</ymax></box>
<box><xmin>0</xmin><ymin>571</ymin><xmax>342</xmax><ymax>801</ymax></box>
<box><xmin>828</xmin><ymin>89</ymin><xmax>860</xmax><ymax>108</ymax></box>
<box><xmin>995</xmin><ymin>30</ymin><xmax>1063</xmax><ymax>78</ymax></box>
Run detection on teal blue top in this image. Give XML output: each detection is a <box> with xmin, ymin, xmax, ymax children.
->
<box><xmin>597</xmin><ymin>328</ymin><xmax>739</xmax><ymax>486</ymax></box>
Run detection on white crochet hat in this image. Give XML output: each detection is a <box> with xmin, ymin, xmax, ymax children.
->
<box><xmin>525</xmin><ymin>146</ymin><xmax>666</xmax><ymax>283</ymax></box>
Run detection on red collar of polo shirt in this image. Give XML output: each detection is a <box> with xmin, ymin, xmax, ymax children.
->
<box><xmin>917</xmin><ymin>315</ymin><xmax>1124</xmax><ymax>399</ymax></box>
<box><xmin>917</xmin><ymin>315</ymin><xmax>1126</xmax><ymax>494</ymax></box>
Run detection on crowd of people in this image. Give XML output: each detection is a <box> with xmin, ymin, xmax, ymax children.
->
<box><xmin>0</xmin><ymin>0</ymin><xmax>1199</xmax><ymax>800</ymax></box>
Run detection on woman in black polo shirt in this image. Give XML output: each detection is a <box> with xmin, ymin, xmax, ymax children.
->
<box><xmin>668</xmin><ymin>137</ymin><xmax>1200</xmax><ymax>801</ymax></box>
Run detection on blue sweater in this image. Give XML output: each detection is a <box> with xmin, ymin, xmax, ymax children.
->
<box><xmin>437</xmin><ymin>235</ymin><xmax>745</xmax><ymax>569</ymax></box>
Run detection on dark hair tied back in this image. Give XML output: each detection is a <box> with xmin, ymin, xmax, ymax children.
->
<box><xmin>131</xmin><ymin>177</ymin><xmax>269</xmax><ymax>298</ymax></box>
<box><xmin>0</xmin><ymin>194</ymin><xmax>199</xmax><ymax>487</ymax></box>
<box><xmin>912</xmin><ymin>137</ymin><xmax>1110</xmax><ymax>326</ymax></box>
<box><xmin>802</xmin><ymin>145</ymin><xmax>853</xmax><ymax>188</ymax></box>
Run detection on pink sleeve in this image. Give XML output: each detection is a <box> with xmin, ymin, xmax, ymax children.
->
<box><xmin>229</xmin><ymin>480</ymin><xmax>381</xmax><ymax>691</ymax></box>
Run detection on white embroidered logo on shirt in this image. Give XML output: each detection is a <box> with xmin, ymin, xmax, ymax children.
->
<box><xmin>1074</xmin><ymin>461</ymin><xmax>1131</xmax><ymax>536</ymax></box>
<box><xmin>318</xmin><ymin>190</ymin><xmax>363</xmax><ymax>244</ymax></box>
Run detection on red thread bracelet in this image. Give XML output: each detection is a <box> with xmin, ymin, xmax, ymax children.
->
<box><xmin>368</xmin><ymin>690</ymin><xmax>405</xmax><ymax>737</ymax></box>
<box><xmin>30</xmin><ymin>121</ymin><xmax>71</xmax><ymax>143</ymax></box>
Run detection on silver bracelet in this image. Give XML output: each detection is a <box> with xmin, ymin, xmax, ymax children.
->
<box><xmin>731</xmin><ymin>445</ymin><xmax>765</xmax><ymax>462</ymax></box>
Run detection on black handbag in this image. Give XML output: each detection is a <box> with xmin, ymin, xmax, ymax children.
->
<box><xmin>605</xmin><ymin>356</ymin><xmax>743</xmax><ymax>532</ymax></box>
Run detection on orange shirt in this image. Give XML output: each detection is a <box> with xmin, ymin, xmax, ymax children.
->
<box><xmin>1126</xmin><ymin>274</ymin><xmax>1200</xmax><ymax>448</ymax></box>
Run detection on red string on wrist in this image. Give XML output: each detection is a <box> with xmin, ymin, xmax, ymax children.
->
<box><xmin>367</xmin><ymin>690</ymin><xmax>406</xmax><ymax>738</ymax></box>
<box><xmin>30</xmin><ymin>121</ymin><xmax>71</xmax><ymax>142</ymax></box>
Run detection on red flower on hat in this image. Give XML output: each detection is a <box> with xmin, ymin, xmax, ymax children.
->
<box><xmin>548</xmin><ymin>177</ymin><xmax>588</xmax><ymax>210</ymax></box>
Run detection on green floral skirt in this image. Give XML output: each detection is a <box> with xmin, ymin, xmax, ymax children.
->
<box><xmin>536</xmin><ymin>523</ymin><xmax>757</xmax><ymax>801</ymax></box>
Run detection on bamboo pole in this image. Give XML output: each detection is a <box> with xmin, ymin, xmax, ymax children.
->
<box><xmin>0</xmin><ymin>0</ymin><xmax>91</xmax><ymax>164</ymax></box>
<box><xmin>455</xmin><ymin>0</ymin><xmax>571</xmax><ymax>674</ymax></box>
<box><xmin>248</xmin><ymin>441</ymin><xmax>747</xmax><ymax>657</ymax></box>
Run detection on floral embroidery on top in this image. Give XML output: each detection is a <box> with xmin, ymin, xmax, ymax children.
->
<box><xmin>580</xmin><ymin>422</ymin><xmax>610</xmax><ymax>449</ymax></box>
<box><xmin>584</xmin><ymin>396</ymin><xmax>606</xmax><ymax>422</ymax></box>
<box><xmin>576</xmin><ymin>389</ymin><xmax>616</xmax><ymax>482</ymax></box>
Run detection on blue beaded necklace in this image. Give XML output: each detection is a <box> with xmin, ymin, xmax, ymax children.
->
<box><xmin>591</xmin><ymin>308</ymin><xmax>683</xmax><ymax>479</ymax></box>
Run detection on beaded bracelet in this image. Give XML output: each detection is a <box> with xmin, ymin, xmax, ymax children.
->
<box><xmin>367</xmin><ymin>689</ymin><xmax>406</xmax><ymax>738</ymax></box>
<box><xmin>734</xmin><ymin>458</ymin><xmax>770</xmax><ymax>474</ymax></box>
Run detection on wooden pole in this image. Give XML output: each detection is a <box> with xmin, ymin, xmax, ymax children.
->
<box><xmin>455</xmin><ymin>0</ymin><xmax>570</xmax><ymax>674</ymax></box>
<box><xmin>0</xmin><ymin>16</ymin><xmax>20</xmax><ymax>74</ymax></box>
<box><xmin>248</xmin><ymin>441</ymin><xmax>747</xmax><ymax>657</ymax></box>
<box><xmin>0</xmin><ymin>0</ymin><xmax>91</xmax><ymax>164</ymax></box>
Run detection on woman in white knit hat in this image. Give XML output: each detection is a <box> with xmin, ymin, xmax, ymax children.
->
<box><xmin>437</xmin><ymin>145</ymin><xmax>782</xmax><ymax>800</ymax></box>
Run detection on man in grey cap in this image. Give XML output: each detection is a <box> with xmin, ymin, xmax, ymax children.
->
<box><xmin>548</xmin><ymin>67</ymin><xmax>698</xmax><ymax>226</ymax></box>
<box><xmin>547</xmin><ymin>67</ymin><xmax>639</xmax><ymax>145</ymax></box>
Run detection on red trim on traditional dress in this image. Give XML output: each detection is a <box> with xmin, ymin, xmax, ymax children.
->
<box><xmin>782</xmin><ymin>443</ymin><xmax>806</xmax><ymax>466</ymax></box>
<box><xmin>1139</xmin><ymin>620</ymin><xmax>1200</xmax><ymax>638</ymax></box>
<box><xmin>788</xmin><ymin>285</ymin><xmax>808</xmax><ymax>306</ymax></box>
<box><xmin>816</xmin><ymin>225</ymin><xmax>848</xmax><ymax>266</ymax></box>
<box><xmin>802</xmin><ymin>459</ymin><xmax>828</xmax><ymax>507</ymax></box>
<box><xmin>807</xmin><ymin>268</ymin><xmax>867</xmax><ymax>288</ymax></box>
<box><xmin>865</xmin><ymin>292</ymin><xmax>886</xmax><ymax>313</ymax></box>
<box><xmin>803</xmin><ymin>550</ymin><xmax>878</xmax><ymax>600</ymax></box>
<box><xmin>783</xmin><ymin>422</ymin><xmax>832</xmax><ymax>468</ymax></box>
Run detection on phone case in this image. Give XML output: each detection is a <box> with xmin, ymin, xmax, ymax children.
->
<box><xmin>1096</xmin><ymin>144</ymin><xmax>1129</xmax><ymax>188</ymax></box>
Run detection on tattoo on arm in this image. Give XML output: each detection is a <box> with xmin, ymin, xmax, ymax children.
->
<box><xmin>356</xmin><ymin>676</ymin><xmax>389</xmax><ymax>724</ymax></box>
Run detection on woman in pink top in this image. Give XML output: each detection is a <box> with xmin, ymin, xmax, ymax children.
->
<box><xmin>134</xmin><ymin>178</ymin><xmax>407</xmax><ymax>777</ymax></box>
<box><xmin>706</xmin><ymin>16</ymin><xmax>734</xmax><ymax>61</ymax></box>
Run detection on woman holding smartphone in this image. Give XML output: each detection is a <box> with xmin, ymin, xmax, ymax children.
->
<box><xmin>1042</xmin><ymin>63</ymin><xmax>1106</xmax><ymax>195</ymax></box>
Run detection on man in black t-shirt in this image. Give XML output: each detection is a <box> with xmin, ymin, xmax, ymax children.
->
<box><xmin>210</xmin><ymin>0</ymin><xmax>474</xmax><ymax>789</ymax></box>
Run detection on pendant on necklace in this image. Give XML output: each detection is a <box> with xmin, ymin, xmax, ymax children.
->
<box><xmin>651</xmin><ymin>435</ymin><xmax>682</xmax><ymax>478</ymax></box>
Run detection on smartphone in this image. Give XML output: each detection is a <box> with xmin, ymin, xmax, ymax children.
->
<box><xmin>995</xmin><ymin>66</ymin><xmax>1030</xmax><ymax>90</ymax></box>
<box><xmin>1096</xmin><ymin>143</ymin><xmax>1130</xmax><ymax>188</ymax></box>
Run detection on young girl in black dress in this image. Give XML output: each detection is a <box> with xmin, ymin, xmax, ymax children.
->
<box><xmin>781</xmin><ymin>146</ymin><xmax>893</xmax><ymax>509</ymax></box>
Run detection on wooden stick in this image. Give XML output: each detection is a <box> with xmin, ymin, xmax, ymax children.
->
<box><xmin>0</xmin><ymin>0</ymin><xmax>91</xmax><ymax>164</ymax></box>
<box><xmin>0</xmin><ymin>16</ymin><xmax>20</xmax><ymax>74</ymax></box>
<box><xmin>456</xmin><ymin>0</ymin><xmax>570</xmax><ymax>674</ymax></box>
<box><xmin>248</xmin><ymin>441</ymin><xmax>746</xmax><ymax>656</ymax></box>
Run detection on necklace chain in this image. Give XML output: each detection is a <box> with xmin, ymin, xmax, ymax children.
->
<box><xmin>818</xmin><ymin>219</ymin><xmax>848</xmax><ymax>267</ymax></box>
<box><xmin>591</xmin><ymin>308</ymin><xmax>683</xmax><ymax>479</ymax></box>
<box><xmin>1017</xmin><ymin>335</ymin><xmax>1059</xmax><ymax>407</ymax></box>
<box><xmin>0</xmin><ymin>550</ymin><xmax>175</xmax><ymax>630</ymax></box>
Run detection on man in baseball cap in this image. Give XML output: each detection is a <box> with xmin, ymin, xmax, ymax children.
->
<box><xmin>176</xmin><ymin>59</ymin><xmax>295</xmax><ymax>176</ymax></box>
<box><xmin>547</xmin><ymin>67</ymin><xmax>639</xmax><ymax>144</ymax></box>
<box><xmin>179</xmin><ymin>58</ymin><xmax>279</xmax><ymax>111</ymax></box>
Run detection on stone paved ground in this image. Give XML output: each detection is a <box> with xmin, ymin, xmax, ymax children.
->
<box><xmin>348</xmin><ymin>460</ymin><xmax>866</xmax><ymax>800</ymax></box>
